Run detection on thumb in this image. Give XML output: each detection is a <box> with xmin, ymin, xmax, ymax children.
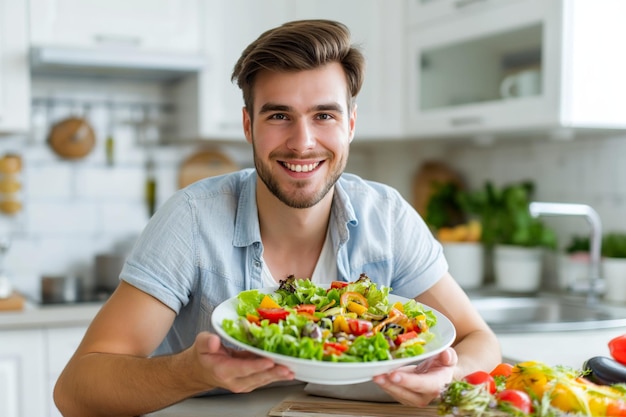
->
<box><xmin>195</xmin><ymin>331</ymin><xmax>223</xmax><ymax>355</ymax></box>
<box><xmin>440</xmin><ymin>348</ymin><xmax>458</xmax><ymax>366</ymax></box>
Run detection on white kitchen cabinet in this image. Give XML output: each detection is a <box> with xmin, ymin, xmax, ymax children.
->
<box><xmin>45</xmin><ymin>326</ymin><xmax>88</xmax><ymax>417</ymax></box>
<box><xmin>180</xmin><ymin>0</ymin><xmax>295</xmax><ymax>140</ymax></box>
<box><xmin>294</xmin><ymin>1</ymin><xmax>406</xmax><ymax>140</ymax></box>
<box><xmin>0</xmin><ymin>329</ymin><xmax>47</xmax><ymax>417</ymax></box>
<box><xmin>175</xmin><ymin>0</ymin><xmax>405</xmax><ymax>141</ymax></box>
<box><xmin>29</xmin><ymin>0</ymin><xmax>202</xmax><ymax>54</ymax></box>
<box><xmin>406</xmin><ymin>0</ymin><xmax>626</xmax><ymax>140</ymax></box>
<box><xmin>407</xmin><ymin>0</ymin><xmax>521</xmax><ymax>28</ymax></box>
<box><xmin>0</xmin><ymin>0</ymin><xmax>30</xmax><ymax>134</ymax></box>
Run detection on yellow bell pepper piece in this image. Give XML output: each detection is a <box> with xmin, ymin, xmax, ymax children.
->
<box><xmin>347</xmin><ymin>301</ymin><xmax>368</xmax><ymax>315</ymax></box>
<box><xmin>392</xmin><ymin>301</ymin><xmax>404</xmax><ymax>312</ymax></box>
<box><xmin>259</xmin><ymin>295</ymin><xmax>281</xmax><ymax>309</ymax></box>
<box><xmin>333</xmin><ymin>315</ymin><xmax>350</xmax><ymax>333</ymax></box>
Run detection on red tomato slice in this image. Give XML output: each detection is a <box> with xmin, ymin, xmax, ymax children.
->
<box><xmin>346</xmin><ymin>318</ymin><xmax>373</xmax><ymax>336</ymax></box>
<box><xmin>490</xmin><ymin>363</ymin><xmax>514</xmax><ymax>378</ymax></box>
<box><xmin>395</xmin><ymin>331</ymin><xmax>418</xmax><ymax>345</ymax></box>
<box><xmin>463</xmin><ymin>371</ymin><xmax>496</xmax><ymax>394</ymax></box>
<box><xmin>609</xmin><ymin>334</ymin><xmax>626</xmax><ymax>365</ymax></box>
<box><xmin>607</xmin><ymin>400</ymin><xmax>626</xmax><ymax>417</ymax></box>
<box><xmin>330</xmin><ymin>281</ymin><xmax>349</xmax><ymax>289</ymax></box>
<box><xmin>496</xmin><ymin>389</ymin><xmax>532</xmax><ymax>414</ymax></box>
<box><xmin>296</xmin><ymin>304</ymin><xmax>316</xmax><ymax>315</ymax></box>
<box><xmin>257</xmin><ymin>308</ymin><xmax>289</xmax><ymax>323</ymax></box>
<box><xmin>323</xmin><ymin>342</ymin><xmax>348</xmax><ymax>355</ymax></box>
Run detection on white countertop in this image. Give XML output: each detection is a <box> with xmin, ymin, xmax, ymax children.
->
<box><xmin>0</xmin><ymin>301</ymin><xmax>103</xmax><ymax>330</ymax></box>
<box><xmin>498</xmin><ymin>328</ymin><xmax>625</xmax><ymax>369</ymax></box>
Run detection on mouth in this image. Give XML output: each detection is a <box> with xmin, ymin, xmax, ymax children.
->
<box><xmin>281</xmin><ymin>161</ymin><xmax>322</xmax><ymax>173</ymax></box>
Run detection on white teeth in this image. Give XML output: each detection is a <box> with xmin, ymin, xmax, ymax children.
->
<box><xmin>283</xmin><ymin>162</ymin><xmax>319</xmax><ymax>173</ymax></box>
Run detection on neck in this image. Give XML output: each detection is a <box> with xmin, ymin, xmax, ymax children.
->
<box><xmin>256</xmin><ymin>178</ymin><xmax>333</xmax><ymax>246</ymax></box>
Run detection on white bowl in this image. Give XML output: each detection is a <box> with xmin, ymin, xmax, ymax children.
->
<box><xmin>211</xmin><ymin>289</ymin><xmax>456</xmax><ymax>385</ymax></box>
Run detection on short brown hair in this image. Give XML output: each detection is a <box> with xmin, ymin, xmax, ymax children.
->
<box><xmin>231</xmin><ymin>19</ymin><xmax>365</xmax><ymax>114</ymax></box>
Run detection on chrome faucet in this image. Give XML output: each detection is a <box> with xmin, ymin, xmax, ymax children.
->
<box><xmin>528</xmin><ymin>202</ymin><xmax>602</xmax><ymax>304</ymax></box>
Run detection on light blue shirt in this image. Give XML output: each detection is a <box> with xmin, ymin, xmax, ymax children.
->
<box><xmin>121</xmin><ymin>169</ymin><xmax>447</xmax><ymax>355</ymax></box>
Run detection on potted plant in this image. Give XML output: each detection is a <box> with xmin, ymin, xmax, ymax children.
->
<box><xmin>601</xmin><ymin>233</ymin><xmax>626</xmax><ymax>303</ymax></box>
<box><xmin>559</xmin><ymin>235</ymin><xmax>591</xmax><ymax>291</ymax></box>
<box><xmin>465</xmin><ymin>181</ymin><xmax>557</xmax><ymax>293</ymax></box>
<box><xmin>424</xmin><ymin>182</ymin><xmax>484</xmax><ymax>290</ymax></box>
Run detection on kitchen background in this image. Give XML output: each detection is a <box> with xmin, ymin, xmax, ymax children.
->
<box><xmin>1</xmin><ymin>0</ymin><xmax>625</xmax><ymax>300</ymax></box>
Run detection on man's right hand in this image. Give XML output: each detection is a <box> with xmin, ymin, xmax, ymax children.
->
<box><xmin>187</xmin><ymin>332</ymin><xmax>295</xmax><ymax>393</ymax></box>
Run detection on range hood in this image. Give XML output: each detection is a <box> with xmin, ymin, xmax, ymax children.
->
<box><xmin>30</xmin><ymin>46</ymin><xmax>206</xmax><ymax>81</ymax></box>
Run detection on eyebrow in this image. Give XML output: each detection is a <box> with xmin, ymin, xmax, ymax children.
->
<box><xmin>258</xmin><ymin>102</ymin><xmax>344</xmax><ymax>115</ymax></box>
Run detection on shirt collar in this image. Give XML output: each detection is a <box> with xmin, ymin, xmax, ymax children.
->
<box><xmin>232</xmin><ymin>171</ymin><xmax>359</xmax><ymax>248</ymax></box>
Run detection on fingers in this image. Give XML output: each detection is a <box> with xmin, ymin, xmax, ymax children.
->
<box><xmin>372</xmin><ymin>348</ymin><xmax>457</xmax><ymax>407</ymax></box>
<box><xmin>193</xmin><ymin>331</ymin><xmax>295</xmax><ymax>393</ymax></box>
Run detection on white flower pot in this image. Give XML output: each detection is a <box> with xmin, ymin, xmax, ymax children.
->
<box><xmin>442</xmin><ymin>242</ymin><xmax>484</xmax><ymax>289</ymax></box>
<box><xmin>557</xmin><ymin>253</ymin><xmax>591</xmax><ymax>291</ymax></box>
<box><xmin>493</xmin><ymin>245</ymin><xmax>544</xmax><ymax>293</ymax></box>
<box><xmin>602</xmin><ymin>257</ymin><xmax>626</xmax><ymax>303</ymax></box>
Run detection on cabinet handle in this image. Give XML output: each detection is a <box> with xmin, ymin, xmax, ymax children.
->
<box><xmin>449</xmin><ymin>116</ymin><xmax>484</xmax><ymax>127</ymax></box>
<box><xmin>454</xmin><ymin>0</ymin><xmax>487</xmax><ymax>8</ymax></box>
<box><xmin>93</xmin><ymin>34</ymin><xmax>141</xmax><ymax>47</ymax></box>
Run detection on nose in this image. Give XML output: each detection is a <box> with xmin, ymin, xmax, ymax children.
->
<box><xmin>286</xmin><ymin>119</ymin><xmax>316</xmax><ymax>153</ymax></box>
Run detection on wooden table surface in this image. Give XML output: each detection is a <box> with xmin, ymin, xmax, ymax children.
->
<box><xmin>144</xmin><ymin>383</ymin><xmax>439</xmax><ymax>417</ymax></box>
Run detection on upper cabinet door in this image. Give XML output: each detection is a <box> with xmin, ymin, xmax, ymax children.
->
<box><xmin>181</xmin><ymin>0</ymin><xmax>294</xmax><ymax>141</ymax></box>
<box><xmin>29</xmin><ymin>0</ymin><xmax>202</xmax><ymax>53</ymax></box>
<box><xmin>181</xmin><ymin>0</ymin><xmax>406</xmax><ymax>142</ymax></box>
<box><xmin>293</xmin><ymin>0</ymin><xmax>406</xmax><ymax>140</ymax></box>
<box><xmin>408</xmin><ymin>0</ymin><xmax>521</xmax><ymax>28</ymax></box>
<box><xmin>406</xmin><ymin>0</ymin><xmax>626</xmax><ymax>140</ymax></box>
<box><xmin>0</xmin><ymin>0</ymin><xmax>30</xmax><ymax>134</ymax></box>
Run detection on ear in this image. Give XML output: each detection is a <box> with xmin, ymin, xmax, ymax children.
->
<box><xmin>243</xmin><ymin>107</ymin><xmax>252</xmax><ymax>144</ymax></box>
<box><xmin>348</xmin><ymin>103</ymin><xmax>357</xmax><ymax>143</ymax></box>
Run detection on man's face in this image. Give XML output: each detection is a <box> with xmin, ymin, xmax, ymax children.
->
<box><xmin>243</xmin><ymin>62</ymin><xmax>356</xmax><ymax>209</ymax></box>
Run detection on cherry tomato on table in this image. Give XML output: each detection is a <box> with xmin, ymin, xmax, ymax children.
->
<box><xmin>490</xmin><ymin>362</ymin><xmax>514</xmax><ymax>378</ymax></box>
<box><xmin>609</xmin><ymin>334</ymin><xmax>626</xmax><ymax>365</ymax></box>
<box><xmin>496</xmin><ymin>389</ymin><xmax>532</xmax><ymax>414</ymax></box>
<box><xmin>607</xmin><ymin>400</ymin><xmax>626</xmax><ymax>417</ymax></box>
<box><xmin>463</xmin><ymin>371</ymin><xmax>496</xmax><ymax>394</ymax></box>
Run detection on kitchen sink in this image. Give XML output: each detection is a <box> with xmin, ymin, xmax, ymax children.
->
<box><xmin>470</xmin><ymin>295</ymin><xmax>626</xmax><ymax>332</ymax></box>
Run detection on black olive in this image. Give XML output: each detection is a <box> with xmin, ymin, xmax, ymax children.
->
<box><xmin>583</xmin><ymin>356</ymin><xmax>626</xmax><ymax>385</ymax></box>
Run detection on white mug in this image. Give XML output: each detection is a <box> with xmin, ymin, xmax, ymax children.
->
<box><xmin>500</xmin><ymin>69</ymin><xmax>541</xmax><ymax>98</ymax></box>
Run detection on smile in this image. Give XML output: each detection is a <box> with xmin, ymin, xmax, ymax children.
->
<box><xmin>282</xmin><ymin>161</ymin><xmax>320</xmax><ymax>173</ymax></box>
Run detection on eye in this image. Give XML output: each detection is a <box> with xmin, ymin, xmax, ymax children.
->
<box><xmin>316</xmin><ymin>113</ymin><xmax>334</xmax><ymax>120</ymax></box>
<box><xmin>269</xmin><ymin>113</ymin><xmax>288</xmax><ymax>120</ymax></box>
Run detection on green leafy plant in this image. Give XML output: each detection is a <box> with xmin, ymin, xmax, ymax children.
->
<box><xmin>424</xmin><ymin>182</ymin><xmax>467</xmax><ymax>230</ymax></box>
<box><xmin>602</xmin><ymin>233</ymin><xmax>626</xmax><ymax>258</ymax></box>
<box><xmin>463</xmin><ymin>181</ymin><xmax>557</xmax><ymax>249</ymax></box>
<box><xmin>564</xmin><ymin>235</ymin><xmax>590</xmax><ymax>254</ymax></box>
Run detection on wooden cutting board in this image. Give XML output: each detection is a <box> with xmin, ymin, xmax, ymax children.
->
<box><xmin>268</xmin><ymin>393</ymin><xmax>439</xmax><ymax>417</ymax></box>
<box><xmin>178</xmin><ymin>150</ymin><xmax>239</xmax><ymax>188</ymax></box>
<box><xmin>412</xmin><ymin>160</ymin><xmax>464</xmax><ymax>217</ymax></box>
<box><xmin>0</xmin><ymin>292</ymin><xmax>25</xmax><ymax>311</ymax></box>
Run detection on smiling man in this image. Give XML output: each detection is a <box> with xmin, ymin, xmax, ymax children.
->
<box><xmin>53</xmin><ymin>19</ymin><xmax>500</xmax><ymax>417</ymax></box>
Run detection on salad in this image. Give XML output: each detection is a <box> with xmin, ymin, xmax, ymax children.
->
<box><xmin>221</xmin><ymin>274</ymin><xmax>438</xmax><ymax>362</ymax></box>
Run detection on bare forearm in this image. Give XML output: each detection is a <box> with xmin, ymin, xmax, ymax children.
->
<box><xmin>452</xmin><ymin>328</ymin><xmax>501</xmax><ymax>380</ymax></box>
<box><xmin>54</xmin><ymin>350</ymin><xmax>208</xmax><ymax>417</ymax></box>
